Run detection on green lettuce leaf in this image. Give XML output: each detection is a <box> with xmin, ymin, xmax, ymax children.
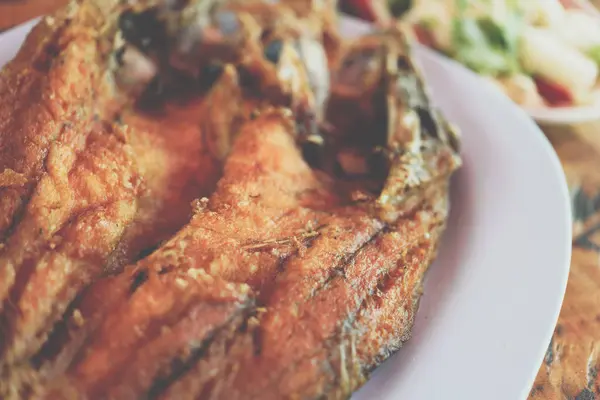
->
<box><xmin>450</xmin><ymin>1</ymin><xmax>524</xmax><ymax>76</ymax></box>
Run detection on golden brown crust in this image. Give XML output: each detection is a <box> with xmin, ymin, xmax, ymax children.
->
<box><xmin>28</xmin><ymin>108</ymin><xmax>450</xmax><ymax>399</ymax></box>
<box><xmin>0</xmin><ymin>0</ymin><xmax>221</xmax><ymax>380</ymax></box>
<box><xmin>0</xmin><ymin>1</ymin><xmax>460</xmax><ymax>399</ymax></box>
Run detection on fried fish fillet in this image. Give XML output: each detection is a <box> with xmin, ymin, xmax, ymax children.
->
<box><xmin>33</xmin><ymin>106</ymin><xmax>451</xmax><ymax>399</ymax></box>
<box><xmin>0</xmin><ymin>0</ymin><xmax>220</xmax><ymax>372</ymax></box>
<box><xmin>0</xmin><ymin>0</ymin><xmax>460</xmax><ymax>399</ymax></box>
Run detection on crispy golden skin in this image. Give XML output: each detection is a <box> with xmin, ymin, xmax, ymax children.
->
<box><xmin>21</xmin><ymin>109</ymin><xmax>452</xmax><ymax>399</ymax></box>
<box><xmin>0</xmin><ymin>1</ymin><xmax>460</xmax><ymax>399</ymax></box>
<box><xmin>0</xmin><ymin>0</ymin><xmax>219</xmax><ymax>374</ymax></box>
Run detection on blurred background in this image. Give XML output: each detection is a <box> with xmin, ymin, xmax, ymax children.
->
<box><xmin>343</xmin><ymin>0</ymin><xmax>600</xmax><ymax>114</ymax></box>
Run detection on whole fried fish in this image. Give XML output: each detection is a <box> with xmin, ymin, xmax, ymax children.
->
<box><xmin>0</xmin><ymin>1</ymin><xmax>460</xmax><ymax>399</ymax></box>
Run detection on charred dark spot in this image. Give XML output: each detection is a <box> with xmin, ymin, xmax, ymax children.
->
<box><xmin>157</xmin><ymin>265</ymin><xmax>175</xmax><ymax>275</ymax></box>
<box><xmin>200</xmin><ymin>63</ymin><xmax>224</xmax><ymax>89</ymax></box>
<box><xmin>252</xmin><ymin>326</ymin><xmax>263</xmax><ymax>356</ymax></box>
<box><xmin>169</xmin><ymin>69</ymin><xmax>204</xmax><ymax>103</ymax></box>
<box><xmin>593</xmin><ymin>192</ymin><xmax>600</xmax><ymax>216</ymax></box>
<box><xmin>115</xmin><ymin>46</ymin><xmax>126</xmax><ymax>66</ymax></box>
<box><xmin>416</xmin><ymin>107</ymin><xmax>438</xmax><ymax>138</ymax></box>
<box><xmin>31</xmin><ymin>314</ymin><xmax>70</xmax><ymax>368</ymax></box>
<box><xmin>119</xmin><ymin>8</ymin><xmax>166</xmax><ymax>53</ymax></box>
<box><xmin>397</xmin><ymin>56</ymin><xmax>410</xmax><ymax>70</ymax></box>
<box><xmin>301</xmin><ymin>137</ymin><xmax>324</xmax><ymax>168</ymax></box>
<box><xmin>590</xmin><ymin>365</ymin><xmax>598</xmax><ymax>382</ymax></box>
<box><xmin>555</xmin><ymin>324</ymin><xmax>563</xmax><ymax>336</ymax></box>
<box><xmin>119</xmin><ymin>10</ymin><xmax>139</xmax><ymax>40</ymax></box>
<box><xmin>165</xmin><ymin>0</ymin><xmax>190</xmax><ymax>10</ymax></box>
<box><xmin>138</xmin><ymin>76</ymin><xmax>166</xmax><ymax>110</ymax></box>
<box><xmin>130</xmin><ymin>269</ymin><xmax>149</xmax><ymax>294</ymax></box>
<box><xmin>535</xmin><ymin>384</ymin><xmax>544</xmax><ymax>391</ymax></box>
<box><xmin>138</xmin><ymin>244</ymin><xmax>160</xmax><ymax>260</ymax></box>
<box><xmin>147</xmin><ymin>355</ymin><xmax>191</xmax><ymax>397</ymax></box>
<box><xmin>575</xmin><ymin>222</ymin><xmax>600</xmax><ymax>251</ymax></box>
<box><xmin>572</xmin><ymin>186</ymin><xmax>596</xmax><ymax>223</ymax></box>
<box><xmin>367</xmin><ymin>148</ymin><xmax>390</xmax><ymax>179</ymax></box>
<box><xmin>264</xmin><ymin>39</ymin><xmax>284</xmax><ymax>64</ymax></box>
<box><xmin>46</xmin><ymin>43</ymin><xmax>61</xmax><ymax>58</ymax></box>
<box><xmin>544</xmin><ymin>338</ymin><xmax>554</xmax><ymax>366</ymax></box>
<box><xmin>33</xmin><ymin>42</ymin><xmax>62</xmax><ymax>72</ymax></box>
<box><xmin>145</xmin><ymin>305</ymin><xmax>252</xmax><ymax>399</ymax></box>
<box><xmin>333</xmin><ymin>159</ymin><xmax>345</xmax><ymax>178</ymax></box>
<box><xmin>260</xmin><ymin>28</ymin><xmax>274</xmax><ymax>42</ymax></box>
<box><xmin>237</xmin><ymin>67</ymin><xmax>256</xmax><ymax>89</ymax></box>
<box><xmin>575</xmin><ymin>388</ymin><xmax>595</xmax><ymax>400</ymax></box>
<box><xmin>530</xmin><ymin>384</ymin><xmax>544</xmax><ymax>395</ymax></box>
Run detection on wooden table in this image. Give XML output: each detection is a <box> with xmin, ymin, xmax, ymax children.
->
<box><xmin>2</xmin><ymin>1</ymin><xmax>600</xmax><ymax>399</ymax></box>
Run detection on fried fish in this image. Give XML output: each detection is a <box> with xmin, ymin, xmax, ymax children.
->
<box><xmin>0</xmin><ymin>0</ymin><xmax>221</xmax><ymax>375</ymax></box>
<box><xmin>0</xmin><ymin>1</ymin><xmax>460</xmax><ymax>399</ymax></box>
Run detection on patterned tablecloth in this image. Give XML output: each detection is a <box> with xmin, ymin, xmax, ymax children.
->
<box><xmin>1</xmin><ymin>1</ymin><xmax>600</xmax><ymax>398</ymax></box>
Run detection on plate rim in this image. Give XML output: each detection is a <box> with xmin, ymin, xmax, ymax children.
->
<box><xmin>340</xmin><ymin>16</ymin><xmax>571</xmax><ymax>399</ymax></box>
<box><xmin>373</xmin><ymin>43</ymin><xmax>572</xmax><ymax>400</ymax></box>
<box><xmin>424</xmin><ymin>49</ymin><xmax>572</xmax><ymax>399</ymax></box>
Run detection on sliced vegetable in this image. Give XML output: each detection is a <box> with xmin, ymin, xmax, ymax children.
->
<box><xmin>522</xmin><ymin>0</ymin><xmax>565</xmax><ymax>26</ymax></box>
<box><xmin>520</xmin><ymin>26</ymin><xmax>598</xmax><ymax>103</ymax></box>
<box><xmin>555</xmin><ymin>10</ymin><xmax>600</xmax><ymax>53</ymax></box>
<box><xmin>534</xmin><ymin>76</ymin><xmax>573</xmax><ymax>106</ymax></box>
<box><xmin>413</xmin><ymin>24</ymin><xmax>435</xmax><ymax>47</ymax></box>
<box><xmin>487</xmin><ymin>74</ymin><xmax>544</xmax><ymax>107</ymax></box>
<box><xmin>396</xmin><ymin>0</ymin><xmax>600</xmax><ymax>107</ymax></box>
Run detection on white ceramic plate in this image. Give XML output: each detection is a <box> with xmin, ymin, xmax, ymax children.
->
<box><xmin>525</xmin><ymin>102</ymin><xmax>600</xmax><ymax>125</ymax></box>
<box><xmin>0</xmin><ymin>15</ymin><xmax>571</xmax><ymax>400</ymax></box>
<box><xmin>340</xmin><ymin>16</ymin><xmax>572</xmax><ymax>400</ymax></box>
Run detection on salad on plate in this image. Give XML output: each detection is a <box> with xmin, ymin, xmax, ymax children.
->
<box><xmin>346</xmin><ymin>0</ymin><xmax>600</xmax><ymax>110</ymax></box>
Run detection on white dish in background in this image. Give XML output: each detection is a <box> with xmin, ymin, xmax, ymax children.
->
<box><xmin>524</xmin><ymin>0</ymin><xmax>600</xmax><ymax>126</ymax></box>
<box><xmin>343</xmin><ymin>4</ymin><xmax>600</xmax><ymax>126</ymax></box>
<box><xmin>0</xmin><ymin>15</ymin><xmax>571</xmax><ymax>400</ymax></box>
<box><xmin>525</xmin><ymin>101</ymin><xmax>600</xmax><ymax>125</ymax></box>
<box><xmin>528</xmin><ymin>0</ymin><xmax>600</xmax><ymax>126</ymax></box>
